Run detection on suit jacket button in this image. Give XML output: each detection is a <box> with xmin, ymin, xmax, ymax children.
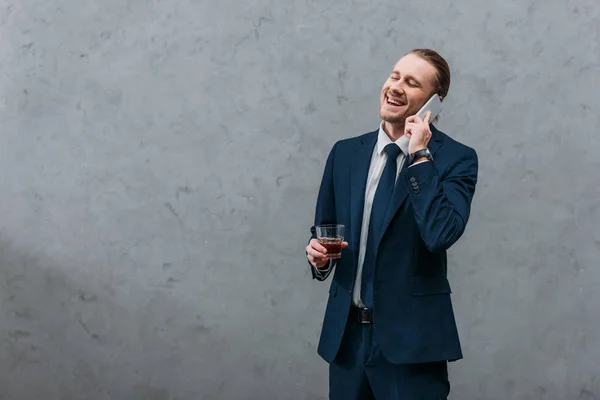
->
<box><xmin>409</xmin><ymin>177</ymin><xmax>416</xmax><ymax>183</ymax></box>
<box><xmin>411</xmin><ymin>182</ymin><xmax>418</xmax><ymax>187</ymax></box>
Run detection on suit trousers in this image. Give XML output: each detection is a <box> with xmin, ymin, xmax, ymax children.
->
<box><xmin>329</xmin><ymin>311</ymin><xmax>450</xmax><ymax>400</ymax></box>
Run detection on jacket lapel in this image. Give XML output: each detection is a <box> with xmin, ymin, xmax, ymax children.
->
<box><xmin>350</xmin><ymin>131</ymin><xmax>378</xmax><ymax>265</ymax></box>
<box><xmin>425</xmin><ymin>124</ymin><xmax>444</xmax><ymax>156</ymax></box>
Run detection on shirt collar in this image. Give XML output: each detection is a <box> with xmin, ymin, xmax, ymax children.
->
<box><xmin>376</xmin><ymin>122</ymin><xmax>409</xmax><ymax>156</ymax></box>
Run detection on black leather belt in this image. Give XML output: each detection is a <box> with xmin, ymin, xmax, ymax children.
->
<box><xmin>350</xmin><ymin>305</ymin><xmax>373</xmax><ymax>324</ymax></box>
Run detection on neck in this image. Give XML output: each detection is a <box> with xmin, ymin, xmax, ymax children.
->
<box><xmin>382</xmin><ymin>121</ymin><xmax>405</xmax><ymax>142</ymax></box>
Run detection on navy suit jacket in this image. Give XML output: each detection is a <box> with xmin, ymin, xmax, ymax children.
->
<box><xmin>309</xmin><ymin>124</ymin><xmax>478</xmax><ymax>365</ymax></box>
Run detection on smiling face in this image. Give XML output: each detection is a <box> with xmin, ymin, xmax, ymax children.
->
<box><xmin>379</xmin><ymin>53</ymin><xmax>439</xmax><ymax>125</ymax></box>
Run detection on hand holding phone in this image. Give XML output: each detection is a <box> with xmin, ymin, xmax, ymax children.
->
<box><xmin>415</xmin><ymin>94</ymin><xmax>442</xmax><ymax>122</ymax></box>
<box><xmin>405</xmin><ymin>94</ymin><xmax>442</xmax><ymax>154</ymax></box>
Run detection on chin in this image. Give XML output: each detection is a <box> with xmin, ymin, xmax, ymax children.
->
<box><xmin>380</xmin><ymin>110</ymin><xmax>406</xmax><ymax>124</ymax></box>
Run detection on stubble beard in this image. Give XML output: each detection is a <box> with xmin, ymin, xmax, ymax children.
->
<box><xmin>380</xmin><ymin>107</ymin><xmax>407</xmax><ymax>125</ymax></box>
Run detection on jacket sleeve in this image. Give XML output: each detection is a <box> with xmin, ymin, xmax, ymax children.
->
<box><xmin>404</xmin><ymin>147</ymin><xmax>478</xmax><ymax>253</ymax></box>
<box><xmin>307</xmin><ymin>142</ymin><xmax>339</xmax><ymax>280</ymax></box>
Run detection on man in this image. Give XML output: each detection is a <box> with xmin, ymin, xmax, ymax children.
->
<box><xmin>305</xmin><ymin>49</ymin><xmax>478</xmax><ymax>399</ymax></box>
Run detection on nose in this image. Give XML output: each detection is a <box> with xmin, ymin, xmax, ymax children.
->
<box><xmin>389</xmin><ymin>79</ymin><xmax>405</xmax><ymax>95</ymax></box>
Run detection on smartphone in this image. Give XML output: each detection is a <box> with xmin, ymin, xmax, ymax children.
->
<box><xmin>415</xmin><ymin>94</ymin><xmax>442</xmax><ymax>122</ymax></box>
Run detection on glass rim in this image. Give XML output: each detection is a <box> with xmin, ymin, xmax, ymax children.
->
<box><xmin>315</xmin><ymin>224</ymin><xmax>345</xmax><ymax>229</ymax></box>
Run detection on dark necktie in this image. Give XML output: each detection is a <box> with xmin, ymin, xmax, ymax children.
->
<box><xmin>361</xmin><ymin>143</ymin><xmax>402</xmax><ymax>308</ymax></box>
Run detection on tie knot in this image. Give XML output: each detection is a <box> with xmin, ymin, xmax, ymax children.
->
<box><xmin>384</xmin><ymin>143</ymin><xmax>401</xmax><ymax>160</ymax></box>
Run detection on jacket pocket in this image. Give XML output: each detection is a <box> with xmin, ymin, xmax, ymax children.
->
<box><xmin>410</xmin><ymin>275</ymin><xmax>451</xmax><ymax>296</ymax></box>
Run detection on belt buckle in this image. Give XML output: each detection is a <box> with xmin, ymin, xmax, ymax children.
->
<box><xmin>358</xmin><ymin>307</ymin><xmax>372</xmax><ymax>324</ymax></box>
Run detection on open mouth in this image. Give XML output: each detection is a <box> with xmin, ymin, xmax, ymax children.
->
<box><xmin>386</xmin><ymin>95</ymin><xmax>406</xmax><ymax>107</ymax></box>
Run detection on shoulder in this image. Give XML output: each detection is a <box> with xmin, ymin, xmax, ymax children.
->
<box><xmin>330</xmin><ymin>130</ymin><xmax>378</xmax><ymax>153</ymax></box>
<box><xmin>432</xmin><ymin>125</ymin><xmax>478</xmax><ymax>161</ymax></box>
<box><xmin>320</xmin><ymin>130</ymin><xmax>376</xmax><ymax>168</ymax></box>
<box><xmin>430</xmin><ymin>126</ymin><xmax>478</xmax><ymax>182</ymax></box>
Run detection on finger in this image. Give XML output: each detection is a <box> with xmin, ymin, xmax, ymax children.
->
<box><xmin>315</xmin><ymin>259</ymin><xmax>328</xmax><ymax>268</ymax></box>
<box><xmin>307</xmin><ymin>247</ymin><xmax>327</xmax><ymax>259</ymax></box>
<box><xmin>407</xmin><ymin>115</ymin><xmax>423</xmax><ymax>124</ymax></box>
<box><xmin>310</xmin><ymin>239</ymin><xmax>327</xmax><ymax>253</ymax></box>
<box><xmin>307</xmin><ymin>249</ymin><xmax>325</xmax><ymax>260</ymax></box>
<box><xmin>424</xmin><ymin>111</ymin><xmax>432</xmax><ymax>125</ymax></box>
<box><xmin>308</xmin><ymin>254</ymin><xmax>325</xmax><ymax>265</ymax></box>
<box><xmin>341</xmin><ymin>241</ymin><xmax>349</xmax><ymax>248</ymax></box>
<box><xmin>313</xmin><ymin>258</ymin><xmax>329</xmax><ymax>269</ymax></box>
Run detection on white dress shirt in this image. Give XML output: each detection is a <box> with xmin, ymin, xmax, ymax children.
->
<box><xmin>313</xmin><ymin>123</ymin><xmax>429</xmax><ymax>307</ymax></box>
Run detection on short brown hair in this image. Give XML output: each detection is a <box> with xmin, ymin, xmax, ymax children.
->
<box><xmin>406</xmin><ymin>48</ymin><xmax>451</xmax><ymax>99</ymax></box>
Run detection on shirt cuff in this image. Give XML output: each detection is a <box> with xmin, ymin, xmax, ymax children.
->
<box><xmin>409</xmin><ymin>159</ymin><xmax>430</xmax><ymax>167</ymax></box>
<box><xmin>313</xmin><ymin>259</ymin><xmax>335</xmax><ymax>277</ymax></box>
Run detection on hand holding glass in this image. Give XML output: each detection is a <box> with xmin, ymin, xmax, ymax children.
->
<box><xmin>315</xmin><ymin>224</ymin><xmax>345</xmax><ymax>259</ymax></box>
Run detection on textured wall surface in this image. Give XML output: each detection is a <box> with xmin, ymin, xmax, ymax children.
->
<box><xmin>1</xmin><ymin>0</ymin><xmax>599</xmax><ymax>399</ymax></box>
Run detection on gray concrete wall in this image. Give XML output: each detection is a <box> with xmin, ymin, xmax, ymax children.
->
<box><xmin>0</xmin><ymin>0</ymin><xmax>599</xmax><ymax>398</ymax></box>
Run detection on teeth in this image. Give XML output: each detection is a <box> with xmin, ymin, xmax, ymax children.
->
<box><xmin>388</xmin><ymin>97</ymin><xmax>401</xmax><ymax>106</ymax></box>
